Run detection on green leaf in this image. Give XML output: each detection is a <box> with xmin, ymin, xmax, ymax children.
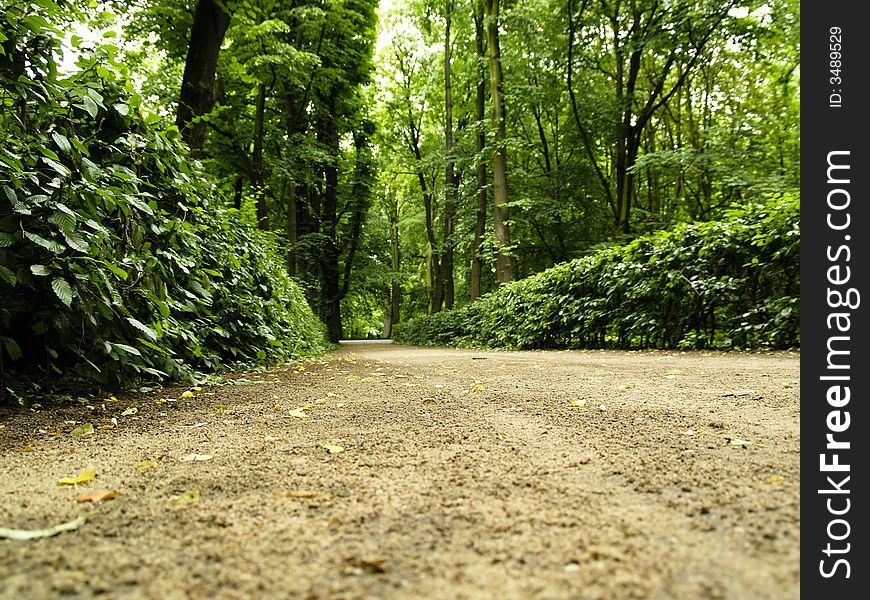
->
<box><xmin>30</xmin><ymin>264</ymin><xmax>51</xmax><ymax>276</ymax></box>
<box><xmin>82</xmin><ymin>96</ymin><xmax>99</xmax><ymax>118</ymax></box>
<box><xmin>24</xmin><ymin>231</ymin><xmax>65</xmax><ymax>254</ymax></box>
<box><xmin>127</xmin><ymin>317</ymin><xmax>158</xmax><ymax>341</ymax></box>
<box><xmin>1</xmin><ymin>336</ymin><xmax>22</xmax><ymax>360</ymax></box>
<box><xmin>0</xmin><ymin>264</ymin><xmax>16</xmax><ymax>285</ymax></box>
<box><xmin>0</xmin><ymin>232</ymin><xmax>17</xmax><ymax>247</ymax></box>
<box><xmin>112</xmin><ymin>343</ymin><xmax>141</xmax><ymax>356</ymax></box>
<box><xmin>41</xmin><ymin>156</ymin><xmax>71</xmax><ymax>177</ymax></box>
<box><xmin>52</xmin><ymin>131</ymin><xmax>73</xmax><ymax>155</ymax></box>
<box><xmin>63</xmin><ymin>232</ymin><xmax>90</xmax><ymax>253</ymax></box>
<box><xmin>52</xmin><ymin>277</ymin><xmax>73</xmax><ymax>306</ymax></box>
<box><xmin>49</xmin><ymin>210</ymin><xmax>76</xmax><ymax>233</ymax></box>
<box><xmin>105</xmin><ymin>263</ymin><xmax>128</xmax><ymax>280</ymax></box>
<box><xmin>2</xmin><ymin>185</ymin><xmax>16</xmax><ymax>202</ymax></box>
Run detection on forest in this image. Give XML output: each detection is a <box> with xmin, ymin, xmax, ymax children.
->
<box><xmin>0</xmin><ymin>0</ymin><xmax>799</xmax><ymax>393</ymax></box>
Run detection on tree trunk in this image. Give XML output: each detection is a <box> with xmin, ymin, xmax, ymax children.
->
<box><xmin>175</xmin><ymin>0</ymin><xmax>231</xmax><ymax>154</ymax></box>
<box><xmin>320</xmin><ymin>103</ymin><xmax>342</xmax><ymax>343</ymax></box>
<box><xmin>384</xmin><ymin>192</ymin><xmax>401</xmax><ymax>338</ymax></box>
<box><xmin>286</xmin><ymin>182</ymin><xmax>297</xmax><ymax>276</ymax></box>
<box><xmin>441</xmin><ymin>4</ymin><xmax>456</xmax><ymax>310</ymax></box>
<box><xmin>471</xmin><ymin>1</ymin><xmax>488</xmax><ymax>302</ymax></box>
<box><xmin>485</xmin><ymin>0</ymin><xmax>513</xmax><ymax>283</ymax></box>
<box><xmin>252</xmin><ymin>81</ymin><xmax>268</xmax><ymax>229</ymax></box>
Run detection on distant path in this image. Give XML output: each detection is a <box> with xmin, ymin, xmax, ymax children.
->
<box><xmin>0</xmin><ymin>345</ymin><xmax>800</xmax><ymax>599</ymax></box>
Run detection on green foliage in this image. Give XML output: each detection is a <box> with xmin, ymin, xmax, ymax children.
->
<box><xmin>394</xmin><ymin>194</ymin><xmax>799</xmax><ymax>350</ymax></box>
<box><xmin>0</xmin><ymin>3</ymin><xmax>327</xmax><ymax>388</ymax></box>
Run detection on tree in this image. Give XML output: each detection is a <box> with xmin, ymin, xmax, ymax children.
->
<box><xmin>175</xmin><ymin>0</ymin><xmax>231</xmax><ymax>153</ymax></box>
<box><xmin>484</xmin><ymin>0</ymin><xmax>513</xmax><ymax>282</ymax></box>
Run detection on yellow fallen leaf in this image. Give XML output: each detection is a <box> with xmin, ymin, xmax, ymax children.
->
<box><xmin>274</xmin><ymin>403</ymin><xmax>282</xmax><ymax>411</ymax></box>
<box><xmin>320</xmin><ymin>442</ymin><xmax>344</xmax><ymax>454</ymax></box>
<box><xmin>172</xmin><ymin>490</ymin><xmax>200</xmax><ymax>507</ymax></box>
<box><xmin>21</xmin><ymin>446</ymin><xmax>35</xmax><ymax>452</ymax></box>
<box><xmin>315</xmin><ymin>398</ymin><xmax>328</xmax><ymax>405</ymax></box>
<box><xmin>181</xmin><ymin>454</ymin><xmax>212</xmax><ymax>462</ymax></box>
<box><xmin>192</xmin><ymin>386</ymin><xmax>202</xmax><ymax>391</ymax></box>
<box><xmin>98</xmin><ymin>425</ymin><xmax>114</xmax><ymax>431</ymax></box>
<box><xmin>472</xmin><ymin>380</ymin><xmax>484</xmax><ymax>392</ymax></box>
<box><xmin>284</xmin><ymin>490</ymin><xmax>320</xmax><ymax>499</ymax></box>
<box><xmin>180</xmin><ymin>391</ymin><xmax>195</xmax><ymax>399</ymax></box>
<box><xmin>76</xmin><ymin>489</ymin><xmax>119</xmax><ymax>503</ymax></box>
<box><xmin>288</xmin><ymin>408</ymin><xmax>307</xmax><ymax>419</ymax></box>
<box><xmin>121</xmin><ymin>407</ymin><xmax>137</xmax><ymax>416</ymax></box>
<box><xmin>678</xmin><ymin>427</ymin><xmax>695</xmax><ymax>436</ymax></box>
<box><xmin>58</xmin><ymin>464</ymin><xmax>97</xmax><ymax>486</ymax></box>
<box><xmin>624</xmin><ymin>384</ymin><xmax>635</xmax><ymax>389</ymax></box>
<box><xmin>135</xmin><ymin>460</ymin><xmax>158</xmax><ymax>471</ymax></box>
<box><xmin>766</xmin><ymin>474</ymin><xmax>785</xmax><ymax>484</ymax></box>
<box><xmin>571</xmin><ymin>400</ymin><xmax>586</xmax><ymax>407</ymax></box>
<box><xmin>214</xmin><ymin>405</ymin><xmax>227</xmax><ymax>415</ymax></box>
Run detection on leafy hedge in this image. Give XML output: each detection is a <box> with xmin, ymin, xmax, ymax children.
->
<box><xmin>394</xmin><ymin>195</ymin><xmax>799</xmax><ymax>350</ymax></box>
<box><xmin>0</xmin><ymin>5</ymin><xmax>328</xmax><ymax>388</ymax></box>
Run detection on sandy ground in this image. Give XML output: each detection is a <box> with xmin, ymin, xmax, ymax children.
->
<box><xmin>0</xmin><ymin>342</ymin><xmax>800</xmax><ymax>599</ymax></box>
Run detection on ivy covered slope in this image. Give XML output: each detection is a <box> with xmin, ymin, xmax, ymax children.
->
<box><xmin>0</xmin><ymin>13</ymin><xmax>327</xmax><ymax>387</ymax></box>
<box><xmin>394</xmin><ymin>195</ymin><xmax>799</xmax><ymax>351</ymax></box>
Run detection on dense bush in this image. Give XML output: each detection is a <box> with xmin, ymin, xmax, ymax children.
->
<box><xmin>394</xmin><ymin>195</ymin><xmax>799</xmax><ymax>350</ymax></box>
<box><xmin>0</xmin><ymin>4</ymin><xmax>328</xmax><ymax>389</ymax></box>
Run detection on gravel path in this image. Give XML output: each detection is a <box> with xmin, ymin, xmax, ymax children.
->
<box><xmin>0</xmin><ymin>343</ymin><xmax>800</xmax><ymax>599</ymax></box>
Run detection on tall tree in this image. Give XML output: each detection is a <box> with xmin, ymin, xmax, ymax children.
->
<box><xmin>175</xmin><ymin>0</ymin><xmax>231</xmax><ymax>153</ymax></box>
<box><xmin>470</xmin><ymin>0</ymin><xmax>488</xmax><ymax>301</ymax></box>
<box><xmin>484</xmin><ymin>0</ymin><xmax>513</xmax><ymax>283</ymax></box>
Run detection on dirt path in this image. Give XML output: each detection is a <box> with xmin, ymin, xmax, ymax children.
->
<box><xmin>0</xmin><ymin>343</ymin><xmax>800</xmax><ymax>599</ymax></box>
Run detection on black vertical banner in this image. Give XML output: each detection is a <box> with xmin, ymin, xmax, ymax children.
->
<box><xmin>801</xmin><ymin>1</ymin><xmax>868</xmax><ymax>596</ymax></box>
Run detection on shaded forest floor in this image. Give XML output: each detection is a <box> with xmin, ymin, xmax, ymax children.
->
<box><xmin>0</xmin><ymin>343</ymin><xmax>800</xmax><ymax>599</ymax></box>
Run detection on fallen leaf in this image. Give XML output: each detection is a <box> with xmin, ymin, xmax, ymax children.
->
<box><xmin>727</xmin><ymin>437</ymin><xmax>752</xmax><ymax>447</ymax></box>
<box><xmin>288</xmin><ymin>408</ymin><xmax>307</xmax><ymax>419</ymax></box>
<box><xmin>98</xmin><ymin>424</ymin><xmax>115</xmax><ymax>430</ymax></box>
<box><xmin>180</xmin><ymin>390</ymin><xmax>195</xmax><ymax>399</ymax></box>
<box><xmin>766</xmin><ymin>474</ymin><xmax>785</xmax><ymax>485</ymax></box>
<box><xmin>326</xmin><ymin>392</ymin><xmax>339</xmax><ymax>398</ymax></box>
<box><xmin>21</xmin><ymin>446</ymin><xmax>35</xmax><ymax>452</ymax></box>
<box><xmin>214</xmin><ymin>405</ymin><xmax>228</xmax><ymax>415</ymax></box>
<box><xmin>192</xmin><ymin>386</ymin><xmax>202</xmax><ymax>391</ymax></box>
<box><xmin>135</xmin><ymin>460</ymin><xmax>159</xmax><ymax>471</ymax></box>
<box><xmin>58</xmin><ymin>464</ymin><xmax>97</xmax><ymax>486</ymax></box>
<box><xmin>181</xmin><ymin>454</ymin><xmax>212</xmax><ymax>462</ymax></box>
<box><xmin>172</xmin><ymin>489</ymin><xmax>200</xmax><ymax>507</ymax></box>
<box><xmin>624</xmin><ymin>383</ymin><xmax>635</xmax><ymax>389</ymax></box>
<box><xmin>315</xmin><ymin>398</ymin><xmax>328</xmax><ymax>405</ymax></box>
<box><xmin>0</xmin><ymin>516</ymin><xmax>87</xmax><ymax>540</ymax></box>
<box><xmin>284</xmin><ymin>490</ymin><xmax>320</xmax><ymax>499</ymax></box>
<box><xmin>76</xmin><ymin>489</ymin><xmax>119</xmax><ymax>503</ymax></box>
<box><xmin>472</xmin><ymin>380</ymin><xmax>484</xmax><ymax>392</ymax></box>
<box><xmin>571</xmin><ymin>400</ymin><xmax>586</xmax><ymax>407</ymax></box>
<box><xmin>274</xmin><ymin>403</ymin><xmax>282</xmax><ymax>411</ymax></box>
<box><xmin>121</xmin><ymin>407</ymin><xmax>137</xmax><ymax>416</ymax></box>
<box><xmin>422</xmin><ymin>398</ymin><xmax>435</xmax><ymax>405</ymax></box>
<box><xmin>678</xmin><ymin>427</ymin><xmax>695</xmax><ymax>436</ymax></box>
<box><xmin>70</xmin><ymin>423</ymin><xmax>95</xmax><ymax>438</ymax></box>
<box><xmin>320</xmin><ymin>442</ymin><xmax>344</xmax><ymax>454</ymax></box>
